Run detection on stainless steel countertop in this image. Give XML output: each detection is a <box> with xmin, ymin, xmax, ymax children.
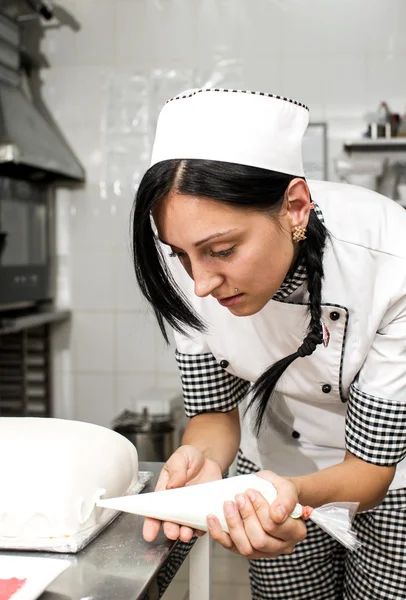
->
<box><xmin>1</xmin><ymin>462</ymin><xmax>180</xmax><ymax>600</ymax></box>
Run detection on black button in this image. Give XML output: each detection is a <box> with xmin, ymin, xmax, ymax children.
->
<box><xmin>292</xmin><ymin>430</ymin><xmax>300</xmax><ymax>439</ymax></box>
<box><xmin>219</xmin><ymin>360</ymin><xmax>229</xmax><ymax>369</ymax></box>
<box><xmin>322</xmin><ymin>384</ymin><xmax>332</xmax><ymax>394</ymax></box>
<box><xmin>330</xmin><ymin>311</ymin><xmax>340</xmax><ymax>321</ymax></box>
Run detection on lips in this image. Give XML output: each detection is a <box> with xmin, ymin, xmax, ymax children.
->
<box><xmin>216</xmin><ymin>293</ymin><xmax>244</xmax><ymax>308</ymax></box>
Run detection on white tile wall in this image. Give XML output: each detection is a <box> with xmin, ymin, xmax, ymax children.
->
<box><xmin>116</xmin><ymin>373</ymin><xmax>156</xmax><ymax>414</ymax></box>
<box><xmin>114</xmin><ymin>248</ymin><xmax>147</xmax><ymax>312</ymax></box>
<box><xmin>115</xmin><ymin>312</ymin><xmax>155</xmax><ymax>373</ymax></box>
<box><xmin>323</xmin><ymin>55</ymin><xmax>368</xmax><ymax>116</ymax></box>
<box><xmin>281</xmin><ymin>56</ymin><xmax>326</xmax><ymax>119</ymax></box>
<box><xmin>241</xmin><ymin>58</ymin><xmax>283</xmax><ymax>99</ymax></box>
<box><xmin>366</xmin><ymin>56</ymin><xmax>406</xmax><ymax>108</ymax></box>
<box><xmin>155</xmin><ymin>329</ymin><xmax>179</xmax><ymax>375</ymax></box>
<box><xmin>46</xmin><ymin>0</ymin><xmax>406</xmax><ymax>424</ymax></box>
<box><xmin>74</xmin><ymin>373</ymin><xmax>116</xmax><ymax>426</ymax></box>
<box><xmin>71</xmin><ymin>251</ymin><xmax>116</xmax><ymax>311</ymax></box>
<box><xmin>115</xmin><ymin>1</ymin><xmax>154</xmax><ymax>69</ymax></box>
<box><xmin>72</xmin><ymin>312</ymin><xmax>116</xmax><ymax>373</ymax></box>
<box><xmin>239</xmin><ymin>0</ymin><xmax>284</xmax><ymax>61</ymax></box>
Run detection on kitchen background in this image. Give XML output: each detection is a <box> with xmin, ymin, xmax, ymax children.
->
<box><xmin>1</xmin><ymin>0</ymin><xmax>406</xmax><ymax>428</ymax></box>
<box><xmin>0</xmin><ymin>2</ymin><xmax>405</xmax><ymax>598</ymax></box>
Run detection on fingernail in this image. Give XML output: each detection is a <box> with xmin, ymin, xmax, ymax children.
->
<box><xmin>276</xmin><ymin>505</ymin><xmax>287</xmax><ymax>521</ymax></box>
<box><xmin>224</xmin><ymin>501</ymin><xmax>236</xmax><ymax>517</ymax></box>
<box><xmin>207</xmin><ymin>516</ymin><xmax>216</xmax><ymax>529</ymax></box>
<box><xmin>235</xmin><ymin>494</ymin><xmax>245</xmax><ymax>509</ymax></box>
<box><xmin>247</xmin><ymin>490</ymin><xmax>256</xmax><ymax>503</ymax></box>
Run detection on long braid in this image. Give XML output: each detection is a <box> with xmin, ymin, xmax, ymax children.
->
<box><xmin>304</xmin><ymin>209</ymin><xmax>327</xmax><ymax>335</ymax></box>
<box><xmin>247</xmin><ymin>206</ymin><xmax>328</xmax><ymax>435</ymax></box>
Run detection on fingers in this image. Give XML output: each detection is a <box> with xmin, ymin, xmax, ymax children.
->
<box><xmin>143</xmin><ymin>515</ymin><xmax>181</xmax><ymax>543</ymax></box>
<box><xmin>145</xmin><ymin>447</ymin><xmax>208</xmax><ymax>544</ymax></box>
<box><xmin>163</xmin><ymin>446</ymin><xmax>205</xmax><ymax>489</ymax></box>
<box><xmin>154</xmin><ymin>466</ymin><xmax>171</xmax><ymax>492</ymax></box>
<box><xmin>243</xmin><ymin>489</ymin><xmax>275</xmax><ymax>532</ymax></box>
<box><xmin>145</xmin><ymin>518</ymin><xmax>202</xmax><ymax>543</ymax></box>
<box><xmin>162</xmin><ymin>521</ymin><xmax>201</xmax><ymax>542</ymax></box>
<box><xmin>207</xmin><ymin>500</ymin><xmax>264</xmax><ymax>558</ymax></box>
<box><xmin>207</xmin><ymin>500</ymin><xmax>284</xmax><ymax>558</ymax></box>
<box><xmin>145</xmin><ymin>461</ymin><xmax>185</xmax><ymax>542</ymax></box>
<box><xmin>161</xmin><ymin>453</ymin><xmax>188</xmax><ymax>489</ymax></box>
<box><xmin>245</xmin><ymin>489</ymin><xmax>307</xmax><ymax>548</ymax></box>
<box><xmin>207</xmin><ymin>491</ymin><xmax>307</xmax><ymax>559</ymax></box>
<box><xmin>206</xmin><ymin>514</ymin><xmax>238</xmax><ymax>554</ymax></box>
<box><xmin>234</xmin><ymin>494</ymin><xmax>289</xmax><ymax>556</ymax></box>
<box><xmin>179</xmin><ymin>526</ymin><xmax>201</xmax><ymax>542</ymax></box>
<box><xmin>256</xmin><ymin>470</ymin><xmax>299</xmax><ymax>524</ymax></box>
<box><xmin>143</xmin><ymin>517</ymin><xmax>162</xmax><ymax>542</ymax></box>
<box><xmin>194</xmin><ymin>529</ymin><xmax>207</xmax><ymax>538</ymax></box>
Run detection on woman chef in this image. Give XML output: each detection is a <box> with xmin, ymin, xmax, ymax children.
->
<box><xmin>131</xmin><ymin>89</ymin><xmax>406</xmax><ymax>599</ymax></box>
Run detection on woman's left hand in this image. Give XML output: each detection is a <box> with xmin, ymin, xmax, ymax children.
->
<box><xmin>206</xmin><ymin>470</ymin><xmax>307</xmax><ymax>559</ymax></box>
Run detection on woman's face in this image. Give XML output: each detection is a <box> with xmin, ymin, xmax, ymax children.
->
<box><xmin>155</xmin><ymin>180</ymin><xmax>310</xmax><ymax>316</ymax></box>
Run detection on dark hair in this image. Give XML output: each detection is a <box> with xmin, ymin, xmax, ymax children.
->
<box><xmin>132</xmin><ymin>159</ymin><xmax>327</xmax><ymax>434</ymax></box>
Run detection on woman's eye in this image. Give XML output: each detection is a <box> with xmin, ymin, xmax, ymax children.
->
<box><xmin>169</xmin><ymin>247</ymin><xmax>235</xmax><ymax>260</ymax></box>
<box><xmin>169</xmin><ymin>251</ymin><xmax>186</xmax><ymax>259</ymax></box>
<box><xmin>210</xmin><ymin>247</ymin><xmax>235</xmax><ymax>258</ymax></box>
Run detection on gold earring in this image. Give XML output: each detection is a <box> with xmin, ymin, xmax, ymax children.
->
<box><xmin>292</xmin><ymin>226</ymin><xmax>307</xmax><ymax>242</ymax></box>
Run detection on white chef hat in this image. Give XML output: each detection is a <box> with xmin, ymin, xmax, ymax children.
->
<box><xmin>150</xmin><ymin>88</ymin><xmax>309</xmax><ymax>177</ymax></box>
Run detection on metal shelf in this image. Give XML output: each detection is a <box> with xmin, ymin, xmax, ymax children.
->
<box><xmin>0</xmin><ymin>324</ymin><xmax>51</xmax><ymax>417</ymax></box>
<box><xmin>0</xmin><ymin>309</ymin><xmax>70</xmax><ymax>336</ymax></box>
<box><xmin>344</xmin><ymin>138</ymin><xmax>406</xmax><ymax>153</ymax></box>
<box><xmin>0</xmin><ymin>310</ymin><xmax>70</xmax><ymax>417</ymax></box>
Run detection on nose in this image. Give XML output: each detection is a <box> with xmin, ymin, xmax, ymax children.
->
<box><xmin>192</xmin><ymin>263</ymin><xmax>224</xmax><ymax>298</ymax></box>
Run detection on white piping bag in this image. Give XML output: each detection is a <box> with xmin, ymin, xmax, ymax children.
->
<box><xmin>97</xmin><ymin>474</ymin><xmax>361</xmax><ymax>551</ymax></box>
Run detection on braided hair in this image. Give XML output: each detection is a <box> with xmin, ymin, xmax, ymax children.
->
<box><xmin>132</xmin><ymin>159</ymin><xmax>328</xmax><ymax>434</ymax></box>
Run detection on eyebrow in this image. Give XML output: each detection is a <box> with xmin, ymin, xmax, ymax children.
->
<box><xmin>194</xmin><ymin>229</ymin><xmax>237</xmax><ymax>247</ymax></box>
<box><xmin>160</xmin><ymin>229</ymin><xmax>237</xmax><ymax>248</ymax></box>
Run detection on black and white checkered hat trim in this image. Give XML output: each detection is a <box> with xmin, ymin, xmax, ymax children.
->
<box><xmin>175</xmin><ymin>351</ymin><xmax>250</xmax><ymax>417</ymax></box>
<box><xmin>166</xmin><ymin>88</ymin><xmax>309</xmax><ymax>111</ymax></box>
<box><xmin>273</xmin><ymin>203</ymin><xmax>325</xmax><ymax>301</ymax></box>
<box><xmin>346</xmin><ymin>384</ymin><xmax>406</xmax><ymax>465</ymax></box>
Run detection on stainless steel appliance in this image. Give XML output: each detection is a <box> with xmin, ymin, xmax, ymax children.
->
<box><xmin>0</xmin><ymin>7</ymin><xmax>84</xmax><ymax>310</ymax></box>
<box><xmin>0</xmin><ymin>10</ymin><xmax>85</xmax><ymax>181</ymax></box>
<box><xmin>0</xmin><ymin>3</ymin><xmax>83</xmax><ymax>418</ymax></box>
<box><xmin>112</xmin><ymin>391</ymin><xmax>188</xmax><ymax>462</ymax></box>
<box><xmin>0</xmin><ymin>176</ymin><xmax>50</xmax><ymax>308</ymax></box>
<box><xmin>113</xmin><ymin>408</ymin><xmax>176</xmax><ymax>463</ymax></box>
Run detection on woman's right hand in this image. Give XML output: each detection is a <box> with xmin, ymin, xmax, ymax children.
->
<box><xmin>142</xmin><ymin>445</ymin><xmax>223</xmax><ymax>543</ymax></box>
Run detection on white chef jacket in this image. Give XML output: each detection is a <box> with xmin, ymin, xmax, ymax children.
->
<box><xmin>166</xmin><ymin>180</ymin><xmax>406</xmax><ymax>492</ymax></box>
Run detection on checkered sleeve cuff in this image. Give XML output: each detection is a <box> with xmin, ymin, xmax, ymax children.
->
<box><xmin>346</xmin><ymin>385</ymin><xmax>406</xmax><ymax>466</ymax></box>
<box><xmin>175</xmin><ymin>351</ymin><xmax>250</xmax><ymax>417</ymax></box>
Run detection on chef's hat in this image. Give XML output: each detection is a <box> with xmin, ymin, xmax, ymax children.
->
<box><xmin>150</xmin><ymin>88</ymin><xmax>309</xmax><ymax>177</ymax></box>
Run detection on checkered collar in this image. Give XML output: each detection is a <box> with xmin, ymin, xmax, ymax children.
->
<box><xmin>272</xmin><ymin>203</ymin><xmax>324</xmax><ymax>301</ymax></box>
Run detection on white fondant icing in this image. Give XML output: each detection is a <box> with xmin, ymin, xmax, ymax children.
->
<box><xmin>0</xmin><ymin>418</ymin><xmax>138</xmax><ymax>539</ymax></box>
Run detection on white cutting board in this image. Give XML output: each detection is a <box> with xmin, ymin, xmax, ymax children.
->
<box><xmin>0</xmin><ymin>555</ymin><xmax>70</xmax><ymax>600</ymax></box>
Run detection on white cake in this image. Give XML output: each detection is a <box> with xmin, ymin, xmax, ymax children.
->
<box><xmin>0</xmin><ymin>417</ymin><xmax>139</xmax><ymax>539</ymax></box>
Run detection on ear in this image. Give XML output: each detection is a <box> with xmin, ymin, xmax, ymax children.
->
<box><xmin>285</xmin><ymin>179</ymin><xmax>311</xmax><ymax>228</ymax></box>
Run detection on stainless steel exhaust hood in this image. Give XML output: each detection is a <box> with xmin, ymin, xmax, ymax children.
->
<box><xmin>0</xmin><ymin>11</ymin><xmax>85</xmax><ymax>182</ymax></box>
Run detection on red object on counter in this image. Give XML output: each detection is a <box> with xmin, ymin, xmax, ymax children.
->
<box><xmin>0</xmin><ymin>578</ymin><xmax>26</xmax><ymax>600</ymax></box>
